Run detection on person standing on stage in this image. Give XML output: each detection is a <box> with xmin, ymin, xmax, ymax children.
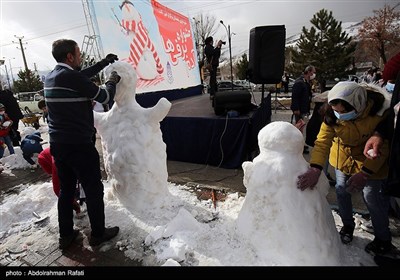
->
<box><xmin>204</xmin><ymin>36</ymin><xmax>224</xmax><ymax>99</ymax></box>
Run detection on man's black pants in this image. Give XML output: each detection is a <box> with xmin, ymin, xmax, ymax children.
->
<box><xmin>50</xmin><ymin>142</ymin><xmax>105</xmax><ymax>237</ymax></box>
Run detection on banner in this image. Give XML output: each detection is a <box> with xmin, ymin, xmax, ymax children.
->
<box><xmin>91</xmin><ymin>0</ymin><xmax>200</xmax><ymax>94</ymax></box>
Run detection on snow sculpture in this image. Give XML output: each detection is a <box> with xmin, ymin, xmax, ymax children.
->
<box><xmin>94</xmin><ymin>61</ymin><xmax>171</xmax><ymax>211</ymax></box>
<box><xmin>236</xmin><ymin>121</ymin><xmax>343</xmax><ymax>266</ymax></box>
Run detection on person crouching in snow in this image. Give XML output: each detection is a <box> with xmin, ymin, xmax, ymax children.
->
<box><xmin>20</xmin><ymin>131</ymin><xmax>44</xmax><ymax>168</ymax></box>
<box><xmin>38</xmin><ymin>147</ymin><xmax>84</xmax><ymax>214</ymax></box>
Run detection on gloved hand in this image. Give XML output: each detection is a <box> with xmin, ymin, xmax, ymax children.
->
<box><xmin>297</xmin><ymin>167</ymin><xmax>321</xmax><ymax>191</ymax></box>
<box><xmin>99</xmin><ymin>53</ymin><xmax>118</xmax><ymax>67</ymax></box>
<box><xmin>346</xmin><ymin>172</ymin><xmax>369</xmax><ymax>193</ymax></box>
<box><xmin>106</xmin><ymin>71</ymin><xmax>121</xmax><ymax>85</ymax></box>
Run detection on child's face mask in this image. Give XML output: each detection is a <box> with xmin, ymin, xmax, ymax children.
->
<box><xmin>334</xmin><ymin>110</ymin><xmax>357</xmax><ymax>121</ymax></box>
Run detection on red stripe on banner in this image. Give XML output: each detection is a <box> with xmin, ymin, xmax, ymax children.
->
<box><xmin>137</xmin><ymin>75</ymin><xmax>164</xmax><ymax>88</ymax></box>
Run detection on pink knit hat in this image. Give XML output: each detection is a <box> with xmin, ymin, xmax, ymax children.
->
<box><xmin>383</xmin><ymin>52</ymin><xmax>400</xmax><ymax>81</ymax></box>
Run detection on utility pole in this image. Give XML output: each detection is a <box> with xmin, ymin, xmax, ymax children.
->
<box><xmin>13</xmin><ymin>36</ymin><xmax>29</xmax><ymax>73</ymax></box>
<box><xmin>220</xmin><ymin>20</ymin><xmax>234</xmax><ymax>91</ymax></box>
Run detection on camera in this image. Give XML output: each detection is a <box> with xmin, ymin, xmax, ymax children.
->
<box><xmin>221</xmin><ymin>41</ymin><xmax>226</xmax><ymax>45</ymax></box>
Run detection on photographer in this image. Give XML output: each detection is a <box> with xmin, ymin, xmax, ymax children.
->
<box><xmin>204</xmin><ymin>37</ymin><xmax>224</xmax><ymax>99</ymax></box>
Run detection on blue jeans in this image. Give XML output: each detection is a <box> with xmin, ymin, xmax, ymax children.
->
<box><xmin>335</xmin><ymin>169</ymin><xmax>391</xmax><ymax>241</ymax></box>
<box><xmin>0</xmin><ymin>135</ymin><xmax>15</xmax><ymax>158</ymax></box>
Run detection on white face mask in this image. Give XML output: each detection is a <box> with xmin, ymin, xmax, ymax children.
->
<box><xmin>310</xmin><ymin>73</ymin><xmax>316</xmax><ymax>80</ymax></box>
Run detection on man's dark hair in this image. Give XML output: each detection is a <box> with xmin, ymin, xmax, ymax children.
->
<box><xmin>205</xmin><ymin>37</ymin><xmax>213</xmax><ymax>45</ymax></box>
<box><xmin>52</xmin><ymin>39</ymin><xmax>78</xmax><ymax>62</ymax></box>
<box><xmin>38</xmin><ymin>99</ymin><xmax>46</xmax><ymax>110</ymax></box>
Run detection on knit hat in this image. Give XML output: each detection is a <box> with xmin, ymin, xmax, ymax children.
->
<box><xmin>328</xmin><ymin>81</ymin><xmax>367</xmax><ymax>117</ymax></box>
<box><xmin>383</xmin><ymin>52</ymin><xmax>400</xmax><ymax>82</ymax></box>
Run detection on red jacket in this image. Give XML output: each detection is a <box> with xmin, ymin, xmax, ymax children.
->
<box><xmin>0</xmin><ymin>113</ymin><xmax>13</xmax><ymax>137</ymax></box>
<box><xmin>37</xmin><ymin>147</ymin><xmax>60</xmax><ymax>196</ymax></box>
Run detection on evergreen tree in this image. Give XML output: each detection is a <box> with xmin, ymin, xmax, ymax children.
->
<box><xmin>235</xmin><ymin>53</ymin><xmax>249</xmax><ymax>80</ymax></box>
<box><xmin>13</xmin><ymin>69</ymin><xmax>43</xmax><ymax>92</ymax></box>
<box><xmin>288</xmin><ymin>9</ymin><xmax>356</xmax><ymax>91</ymax></box>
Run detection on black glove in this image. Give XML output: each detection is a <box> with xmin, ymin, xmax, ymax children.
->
<box><xmin>99</xmin><ymin>53</ymin><xmax>118</xmax><ymax>67</ymax></box>
<box><xmin>106</xmin><ymin>71</ymin><xmax>121</xmax><ymax>85</ymax></box>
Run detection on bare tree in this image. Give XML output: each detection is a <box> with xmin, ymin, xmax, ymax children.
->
<box><xmin>191</xmin><ymin>13</ymin><xmax>220</xmax><ymax>67</ymax></box>
<box><xmin>358</xmin><ymin>3</ymin><xmax>400</xmax><ymax>65</ymax></box>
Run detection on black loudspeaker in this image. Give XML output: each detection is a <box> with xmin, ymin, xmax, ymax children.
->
<box><xmin>248</xmin><ymin>25</ymin><xmax>286</xmax><ymax>84</ymax></box>
<box><xmin>213</xmin><ymin>90</ymin><xmax>252</xmax><ymax>116</ymax></box>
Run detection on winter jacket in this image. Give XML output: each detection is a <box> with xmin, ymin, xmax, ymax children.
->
<box><xmin>310</xmin><ymin>100</ymin><xmax>389</xmax><ymax>179</ymax></box>
<box><xmin>375</xmin><ymin>72</ymin><xmax>400</xmax><ymax>197</ymax></box>
<box><xmin>0</xmin><ymin>90</ymin><xmax>24</xmax><ymax>122</ymax></box>
<box><xmin>44</xmin><ymin>62</ymin><xmax>116</xmax><ymax>144</ymax></box>
<box><xmin>20</xmin><ymin>132</ymin><xmax>43</xmax><ymax>155</ymax></box>
<box><xmin>290</xmin><ymin>76</ymin><xmax>312</xmax><ymax>115</ymax></box>
<box><xmin>204</xmin><ymin>44</ymin><xmax>221</xmax><ymax>67</ymax></box>
<box><xmin>0</xmin><ymin>113</ymin><xmax>12</xmax><ymax>137</ymax></box>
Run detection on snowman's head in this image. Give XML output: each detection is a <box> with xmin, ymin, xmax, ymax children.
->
<box><xmin>120</xmin><ymin>0</ymin><xmax>141</xmax><ymax>25</ymax></box>
<box><xmin>104</xmin><ymin>60</ymin><xmax>137</xmax><ymax>104</ymax></box>
<box><xmin>258</xmin><ymin>121</ymin><xmax>304</xmax><ymax>155</ymax></box>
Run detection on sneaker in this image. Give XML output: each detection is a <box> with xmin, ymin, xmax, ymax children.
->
<box><xmin>365</xmin><ymin>238</ymin><xmax>396</xmax><ymax>257</ymax></box>
<box><xmin>339</xmin><ymin>225</ymin><xmax>354</xmax><ymax>244</ymax></box>
<box><xmin>59</xmin><ymin>229</ymin><xmax>79</xmax><ymax>250</ymax></box>
<box><xmin>89</xmin><ymin>226</ymin><xmax>119</xmax><ymax>246</ymax></box>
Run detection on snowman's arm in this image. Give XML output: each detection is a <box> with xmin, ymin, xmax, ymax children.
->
<box><xmin>147</xmin><ymin>97</ymin><xmax>171</xmax><ymax>122</ymax></box>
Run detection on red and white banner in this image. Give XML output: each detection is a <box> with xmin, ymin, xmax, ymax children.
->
<box><xmin>92</xmin><ymin>0</ymin><xmax>200</xmax><ymax>94</ymax></box>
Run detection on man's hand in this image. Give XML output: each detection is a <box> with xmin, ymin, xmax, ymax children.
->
<box><xmin>217</xmin><ymin>40</ymin><xmax>223</xmax><ymax>48</ymax></box>
<box><xmin>363</xmin><ymin>133</ymin><xmax>383</xmax><ymax>159</ymax></box>
<box><xmin>346</xmin><ymin>172</ymin><xmax>369</xmax><ymax>193</ymax></box>
<box><xmin>104</xmin><ymin>53</ymin><xmax>118</xmax><ymax>64</ymax></box>
<box><xmin>100</xmin><ymin>53</ymin><xmax>119</xmax><ymax>67</ymax></box>
<box><xmin>106</xmin><ymin>71</ymin><xmax>121</xmax><ymax>85</ymax></box>
<box><xmin>297</xmin><ymin>167</ymin><xmax>321</xmax><ymax>191</ymax></box>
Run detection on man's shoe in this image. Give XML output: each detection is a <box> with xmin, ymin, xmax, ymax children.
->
<box><xmin>89</xmin><ymin>226</ymin><xmax>119</xmax><ymax>246</ymax></box>
<box><xmin>59</xmin><ymin>229</ymin><xmax>79</xmax><ymax>250</ymax></box>
<box><xmin>365</xmin><ymin>238</ymin><xmax>396</xmax><ymax>257</ymax></box>
<box><xmin>339</xmin><ymin>225</ymin><xmax>354</xmax><ymax>244</ymax></box>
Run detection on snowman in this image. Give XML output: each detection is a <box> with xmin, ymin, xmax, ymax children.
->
<box><xmin>94</xmin><ymin>61</ymin><xmax>171</xmax><ymax>211</ymax></box>
<box><xmin>120</xmin><ymin>0</ymin><xmax>164</xmax><ymax>81</ymax></box>
<box><xmin>236</xmin><ymin>121</ymin><xmax>343</xmax><ymax>266</ymax></box>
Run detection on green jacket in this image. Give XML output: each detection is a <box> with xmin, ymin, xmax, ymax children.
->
<box><xmin>310</xmin><ymin>101</ymin><xmax>389</xmax><ymax>179</ymax></box>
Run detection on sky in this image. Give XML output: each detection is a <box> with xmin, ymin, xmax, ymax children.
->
<box><xmin>0</xmin><ymin>61</ymin><xmax>383</xmax><ymax>267</ymax></box>
<box><xmin>0</xmin><ymin>0</ymin><xmax>393</xmax><ymax>77</ymax></box>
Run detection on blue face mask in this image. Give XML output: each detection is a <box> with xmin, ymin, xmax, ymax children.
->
<box><xmin>385</xmin><ymin>82</ymin><xmax>395</xmax><ymax>93</ymax></box>
<box><xmin>334</xmin><ymin>110</ymin><xmax>357</xmax><ymax>121</ymax></box>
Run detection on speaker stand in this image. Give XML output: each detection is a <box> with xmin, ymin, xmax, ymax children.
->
<box><xmin>271</xmin><ymin>90</ymin><xmax>288</xmax><ymax>113</ymax></box>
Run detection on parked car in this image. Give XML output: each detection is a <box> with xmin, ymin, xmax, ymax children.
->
<box><xmin>17</xmin><ymin>91</ymin><xmax>44</xmax><ymax>113</ymax></box>
<box><xmin>233</xmin><ymin>80</ymin><xmax>257</xmax><ymax>90</ymax></box>
<box><xmin>218</xmin><ymin>80</ymin><xmax>246</xmax><ymax>91</ymax></box>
